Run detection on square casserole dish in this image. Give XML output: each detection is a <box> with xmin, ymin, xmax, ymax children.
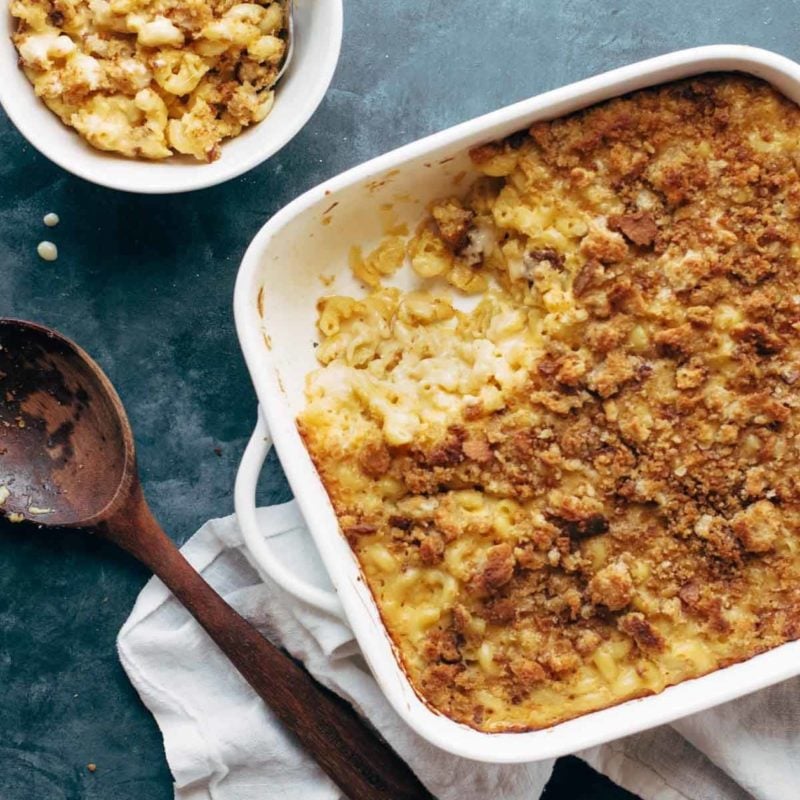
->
<box><xmin>234</xmin><ymin>45</ymin><xmax>800</xmax><ymax>762</ymax></box>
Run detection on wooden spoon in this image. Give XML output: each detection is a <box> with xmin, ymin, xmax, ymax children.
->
<box><xmin>0</xmin><ymin>318</ymin><xmax>433</xmax><ymax>800</ymax></box>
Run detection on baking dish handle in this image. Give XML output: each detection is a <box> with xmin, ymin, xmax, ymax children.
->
<box><xmin>235</xmin><ymin>410</ymin><xmax>345</xmax><ymax>619</ymax></box>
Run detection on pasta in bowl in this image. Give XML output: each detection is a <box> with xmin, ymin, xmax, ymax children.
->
<box><xmin>298</xmin><ymin>74</ymin><xmax>800</xmax><ymax>732</ymax></box>
<box><xmin>11</xmin><ymin>0</ymin><xmax>287</xmax><ymax>161</ymax></box>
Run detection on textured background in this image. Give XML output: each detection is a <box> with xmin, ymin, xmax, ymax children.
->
<box><xmin>2</xmin><ymin>0</ymin><xmax>800</xmax><ymax>797</ymax></box>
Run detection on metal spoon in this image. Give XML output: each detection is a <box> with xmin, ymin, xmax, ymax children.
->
<box><xmin>275</xmin><ymin>0</ymin><xmax>295</xmax><ymax>84</ymax></box>
<box><xmin>0</xmin><ymin>318</ymin><xmax>432</xmax><ymax>800</ymax></box>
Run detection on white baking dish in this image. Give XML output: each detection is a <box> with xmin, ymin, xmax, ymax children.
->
<box><xmin>234</xmin><ymin>45</ymin><xmax>800</xmax><ymax>763</ymax></box>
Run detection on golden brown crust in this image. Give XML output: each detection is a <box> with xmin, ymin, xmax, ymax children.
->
<box><xmin>299</xmin><ymin>74</ymin><xmax>800</xmax><ymax>733</ymax></box>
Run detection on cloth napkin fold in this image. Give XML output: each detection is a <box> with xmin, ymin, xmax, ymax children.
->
<box><xmin>118</xmin><ymin>502</ymin><xmax>799</xmax><ymax>800</ymax></box>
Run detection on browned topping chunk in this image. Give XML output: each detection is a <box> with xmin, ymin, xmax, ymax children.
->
<box><xmin>358</xmin><ymin>442</ymin><xmax>391</xmax><ymax>479</ymax></box>
<box><xmin>580</xmin><ymin>226</ymin><xmax>629</xmax><ymax>264</ymax></box>
<box><xmin>483</xmin><ymin>597</ymin><xmax>517</xmax><ymax>624</ymax></box>
<box><xmin>539</xmin><ymin>641</ymin><xmax>581</xmax><ymax>677</ymax></box>
<box><xmin>618</xmin><ymin>612</ymin><xmax>666</xmax><ymax>652</ymax></box>
<box><xmin>574</xmin><ymin>629</ymin><xmax>602</xmax><ymax>656</ymax></box>
<box><xmin>510</xmin><ymin>658</ymin><xmax>547</xmax><ymax>684</ymax></box>
<box><xmin>432</xmin><ymin>199</ymin><xmax>475</xmax><ymax>251</ymax></box>
<box><xmin>655</xmin><ymin>324</ymin><xmax>695</xmax><ymax>358</ymax></box>
<box><xmin>555</xmin><ymin>354</ymin><xmax>587</xmax><ymax>387</ymax></box>
<box><xmin>424</xmin><ymin>630</ymin><xmax>461</xmax><ymax>663</ymax></box>
<box><xmin>452</xmin><ymin>604</ymin><xmax>472</xmax><ymax>633</ymax></box>
<box><xmin>608</xmin><ymin>211</ymin><xmax>658</xmax><ymax>247</ymax></box>
<box><xmin>422</xmin><ymin>430</ymin><xmax>466</xmax><ymax>468</ymax></box>
<box><xmin>526</xmin><ymin>248</ymin><xmax>565</xmax><ymax>269</ymax></box>
<box><xmin>678</xmin><ymin>580</ymin><xmax>701</xmax><ymax>609</ymax></box>
<box><xmin>730</xmin><ymin>323</ymin><xmax>784</xmax><ymax>356</ymax></box>
<box><xmin>587</xmin><ymin>352</ymin><xmax>637</xmax><ymax>397</ymax></box>
<box><xmin>687</xmin><ymin>305</ymin><xmax>713</xmax><ymax>326</ymax></box>
<box><xmin>731</xmin><ymin>500</ymin><xmax>783</xmax><ymax>553</ymax></box>
<box><xmin>419</xmin><ymin>532</ymin><xmax>445</xmax><ymax>564</ymax></box>
<box><xmin>477</xmin><ymin>543</ymin><xmax>515</xmax><ymax>592</ymax></box>
<box><xmin>469</xmin><ymin>141</ymin><xmax>503</xmax><ymax>164</ymax></box>
<box><xmin>675</xmin><ymin>359</ymin><xmax>707</xmax><ymax>390</ymax></box>
<box><xmin>572</xmin><ymin>259</ymin><xmax>603</xmax><ymax>297</ymax></box>
<box><xmin>588</xmin><ymin>560</ymin><xmax>634</xmax><ymax>611</ymax></box>
<box><xmin>462</xmin><ymin>436</ymin><xmax>493</xmax><ymax>462</ymax></box>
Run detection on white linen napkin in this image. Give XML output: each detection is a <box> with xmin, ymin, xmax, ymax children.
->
<box><xmin>118</xmin><ymin>501</ymin><xmax>799</xmax><ymax>800</ymax></box>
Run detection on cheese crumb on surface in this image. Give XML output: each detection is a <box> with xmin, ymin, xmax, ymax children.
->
<box><xmin>43</xmin><ymin>212</ymin><xmax>60</xmax><ymax>227</ymax></box>
<box><xmin>0</xmin><ymin>486</ymin><xmax>9</xmax><ymax>506</ymax></box>
<box><xmin>28</xmin><ymin>506</ymin><xmax>53</xmax><ymax>515</ymax></box>
<box><xmin>37</xmin><ymin>241</ymin><xmax>58</xmax><ymax>261</ymax></box>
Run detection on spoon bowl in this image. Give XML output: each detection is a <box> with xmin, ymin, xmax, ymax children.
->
<box><xmin>0</xmin><ymin>318</ymin><xmax>431</xmax><ymax>800</ymax></box>
<box><xmin>0</xmin><ymin>320</ymin><xmax>131</xmax><ymax>527</ymax></box>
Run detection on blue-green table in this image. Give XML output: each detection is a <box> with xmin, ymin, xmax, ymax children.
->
<box><xmin>3</xmin><ymin>1</ymin><xmax>798</xmax><ymax>796</ymax></box>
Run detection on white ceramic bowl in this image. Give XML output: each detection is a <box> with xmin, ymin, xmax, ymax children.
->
<box><xmin>234</xmin><ymin>46</ymin><xmax>800</xmax><ymax>762</ymax></box>
<box><xmin>0</xmin><ymin>0</ymin><xmax>342</xmax><ymax>193</ymax></box>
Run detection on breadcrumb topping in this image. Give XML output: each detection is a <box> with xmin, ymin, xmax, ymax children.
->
<box><xmin>299</xmin><ymin>75</ymin><xmax>800</xmax><ymax>732</ymax></box>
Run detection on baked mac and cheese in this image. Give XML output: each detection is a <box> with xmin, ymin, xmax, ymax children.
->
<box><xmin>11</xmin><ymin>0</ymin><xmax>286</xmax><ymax>160</ymax></box>
<box><xmin>299</xmin><ymin>75</ymin><xmax>800</xmax><ymax>731</ymax></box>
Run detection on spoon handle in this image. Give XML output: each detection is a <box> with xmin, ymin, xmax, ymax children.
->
<box><xmin>104</xmin><ymin>489</ymin><xmax>434</xmax><ymax>800</ymax></box>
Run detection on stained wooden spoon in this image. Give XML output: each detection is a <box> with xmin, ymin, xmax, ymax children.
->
<box><xmin>0</xmin><ymin>318</ymin><xmax>433</xmax><ymax>800</ymax></box>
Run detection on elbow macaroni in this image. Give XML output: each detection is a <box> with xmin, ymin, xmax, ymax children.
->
<box><xmin>12</xmin><ymin>0</ymin><xmax>287</xmax><ymax>161</ymax></box>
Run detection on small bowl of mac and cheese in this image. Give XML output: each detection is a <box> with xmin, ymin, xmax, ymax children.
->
<box><xmin>0</xmin><ymin>0</ymin><xmax>342</xmax><ymax>193</ymax></box>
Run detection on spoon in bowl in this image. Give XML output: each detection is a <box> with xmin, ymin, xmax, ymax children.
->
<box><xmin>276</xmin><ymin>0</ymin><xmax>294</xmax><ymax>83</ymax></box>
<box><xmin>0</xmin><ymin>318</ymin><xmax>432</xmax><ymax>800</ymax></box>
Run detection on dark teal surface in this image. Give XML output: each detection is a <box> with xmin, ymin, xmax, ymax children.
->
<box><xmin>2</xmin><ymin>1</ymin><xmax>800</xmax><ymax>797</ymax></box>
